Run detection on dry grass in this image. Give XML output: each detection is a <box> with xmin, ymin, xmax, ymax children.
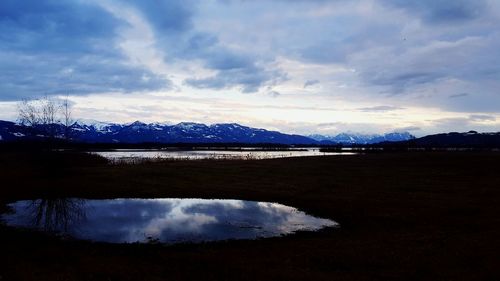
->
<box><xmin>0</xmin><ymin>151</ymin><xmax>499</xmax><ymax>280</ymax></box>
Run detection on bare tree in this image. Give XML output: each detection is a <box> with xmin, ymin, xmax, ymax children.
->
<box><xmin>40</xmin><ymin>96</ymin><xmax>58</xmax><ymax>138</ymax></box>
<box><xmin>18</xmin><ymin>98</ymin><xmax>42</xmax><ymax>137</ymax></box>
<box><xmin>40</xmin><ymin>96</ymin><xmax>57</xmax><ymax>125</ymax></box>
<box><xmin>61</xmin><ymin>95</ymin><xmax>73</xmax><ymax>140</ymax></box>
<box><xmin>18</xmin><ymin>99</ymin><xmax>40</xmax><ymax>128</ymax></box>
<box><xmin>17</xmin><ymin>96</ymin><xmax>64</xmax><ymax>139</ymax></box>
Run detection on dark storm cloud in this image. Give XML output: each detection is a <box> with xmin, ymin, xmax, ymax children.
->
<box><xmin>0</xmin><ymin>0</ymin><xmax>171</xmax><ymax>101</ymax></box>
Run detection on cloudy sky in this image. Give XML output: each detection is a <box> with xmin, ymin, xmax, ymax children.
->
<box><xmin>1</xmin><ymin>0</ymin><xmax>499</xmax><ymax>136</ymax></box>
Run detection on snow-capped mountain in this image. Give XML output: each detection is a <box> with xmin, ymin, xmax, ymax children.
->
<box><xmin>0</xmin><ymin>120</ymin><xmax>316</xmax><ymax>144</ymax></box>
<box><xmin>73</xmin><ymin>119</ymin><xmax>120</xmax><ymax>132</ymax></box>
<box><xmin>70</xmin><ymin>120</ymin><xmax>327</xmax><ymax>144</ymax></box>
<box><xmin>0</xmin><ymin>119</ymin><xmax>423</xmax><ymax>145</ymax></box>
<box><xmin>309</xmin><ymin>132</ymin><xmax>415</xmax><ymax>144</ymax></box>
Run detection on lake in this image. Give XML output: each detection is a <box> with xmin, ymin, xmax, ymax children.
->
<box><xmin>91</xmin><ymin>148</ymin><xmax>356</xmax><ymax>161</ymax></box>
<box><xmin>1</xmin><ymin>198</ymin><xmax>338</xmax><ymax>244</ymax></box>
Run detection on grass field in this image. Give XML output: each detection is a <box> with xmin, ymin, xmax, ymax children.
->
<box><xmin>0</xmin><ymin>151</ymin><xmax>499</xmax><ymax>280</ymax></box>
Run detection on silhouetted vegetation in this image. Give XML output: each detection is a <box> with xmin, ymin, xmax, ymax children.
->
<box><xmin>17</xmin><ymin>96</ymin><xmax>73</xmax><ymax>140</ymax></box>
<box><xmin>0</xmin><ymin>140</ymin><xmax>309</xmax><ymax>151</ymax></box>
<box><xmin>0</xmin><ymin>151</ymin><xmax>499</xmax><ymax>280</ymax></box>
<box><xmin>28</xmin><ymin>199</ymin><xmax>86</xmax><ymax>232</ymax></box>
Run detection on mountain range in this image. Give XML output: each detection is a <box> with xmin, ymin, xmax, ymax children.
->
<box><xmin>309</xmin><ymin>132</ymin><xmax>415</xmax><ymax>145</ymax></box>
<box><xmin>2</xmin><ymin>119</ymin><xmax>499</xmax><ymax>147</ymax></box>
<box><xmin>0</xmin><ymin>119</ymin><xmax>415</xmax><ymax>145</ymax></box>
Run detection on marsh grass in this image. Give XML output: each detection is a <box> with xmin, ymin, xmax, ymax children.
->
<box><xmin>1</xmin><ymin>150</ymin><xmax>499</xmax><ymax>280</ymax></box>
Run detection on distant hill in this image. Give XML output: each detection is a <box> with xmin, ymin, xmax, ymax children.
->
<box><xmin>403</xmin><ymin>131</ymin><xmax>500</xmax><ymax>148</ymax></box>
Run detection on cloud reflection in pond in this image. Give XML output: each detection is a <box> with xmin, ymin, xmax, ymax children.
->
<box><xmin>1</xmin><ymin>198</ymin><xmax>338</xmax><ymax>244</ymax></box>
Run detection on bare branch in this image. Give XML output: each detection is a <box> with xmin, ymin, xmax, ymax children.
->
<box><xmin>18</xmin><ymin>98</ymin><xmax>40</xmax><ymax>128</ymax></box>
<box><xmin>61</xmin><ymin>95</ymin><xmax>73</xmax><ymax>139</ymax></box>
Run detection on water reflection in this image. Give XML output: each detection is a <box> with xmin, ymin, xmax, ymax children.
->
<box><xmin>26</xmin><ymin>198</ymin><xmax>86</xmax><ymax>232</ymax></box>
<box><xmin>92</xmin><ymin>148</ymin><xmax>356</xmax><ymax>162</ymax></box>
<box><xmin>1</xmin><ymin>198</ymin><xmax>338</xmax><ymax>244</ymax></box>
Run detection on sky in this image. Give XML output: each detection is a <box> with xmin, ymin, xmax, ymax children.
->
<box><xmin>0</xmin><ymin>0</ymin><xmax>499</xmax><ymax>136</ymax></box>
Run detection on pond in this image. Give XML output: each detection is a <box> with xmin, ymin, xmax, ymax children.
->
<box><xmin>92</xmin><ymin>148</ymin><xmax>356</xmax><ymax>162</ymax></box>
<box><xmin>1</xmin><ymin>198</ymin><xmax>338</xmax><ymax>244</ymax></box>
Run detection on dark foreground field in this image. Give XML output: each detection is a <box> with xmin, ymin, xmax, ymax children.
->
<box><xmin>0</xmin><ymin>151</ymin><xmax>499</xmax><ymax>280</ymax></box>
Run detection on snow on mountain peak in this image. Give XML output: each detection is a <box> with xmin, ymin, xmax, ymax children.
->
<box><xmin>74</xmin><ymin>119</ymin><xmax>116</xmax><ymax>132</ymax></box>
<box><xmin>309</xmin><ymin>131</ymin><xmax>414</xmax><ymax>144</ymax></box>
<box><xmin>175</xmin><ymin>122</ymin><xmax>206</xmax><ymax>130</ymax></box>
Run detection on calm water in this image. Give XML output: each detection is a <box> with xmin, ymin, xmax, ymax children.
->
<box><xmin>92</xmin><ymin>148</ymin><xmax>355</xmax><ymax>161</ymax></box>
<box><xmin>1</xmin><ymin>198</ymin><xmax>338</xmax><ymax>244</ymax></box>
